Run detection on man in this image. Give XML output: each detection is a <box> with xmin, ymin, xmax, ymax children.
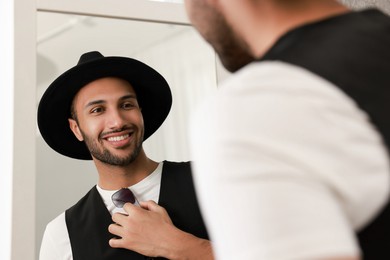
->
<box><xmin>38</xmin><ymin>51</ymin><xmax>213</xmax><ymax>260</ymax></box>
<box><xmin>184</xmin><ymin>0</ymin><xmax>390</xmax><ymax>259</ymax></box>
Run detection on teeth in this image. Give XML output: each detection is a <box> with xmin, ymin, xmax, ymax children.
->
<box><xmin>107</xmin><ymin>134</ymin><xmax>129</xmax><ymax>142</ymax></box>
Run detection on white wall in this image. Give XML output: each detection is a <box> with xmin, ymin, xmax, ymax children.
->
<box><xmin>0</xmin><ymin>1</ymin><xmax>15</xmax><ymax>259</ymax></box>
<box><xmin>340</xmin><ymin>0</ymin><xmax>390</xmax><ymax>14</ymax></box>
<box><xmin>0</xmin><ymin>0</ymin><xmax>37</xmax><ymax>259</ymax></box>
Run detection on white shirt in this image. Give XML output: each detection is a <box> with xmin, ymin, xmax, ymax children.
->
<box><xmin>189</xmin><ymin>61</ymin><xmax>390</xmax><ymax>259</ymax></box>
<box><xmin>39</xmin><ymin>162</ymin><xmax>163</xmax><ymax>260</ymax></box>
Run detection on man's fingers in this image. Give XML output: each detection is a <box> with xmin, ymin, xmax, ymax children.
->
<box><xmin>108</xmin><ymin>223</ymin><xmax>123</xmax><ymax>237</ymax></box>
<box><xmin>109</xmin><ymin>237</ymin><xmax>123</xmax><ymax>248</ymax></box>
<box><xmin>139</xmin><ymin>200</ymin><xmax>173</xmax><ymax>224</ymax></box>
<box><xmin>139</xmin><ymin>200</ymin><xmax>159</xmax><ymax>211</ymax></box>
<box><xmin>112</xmin><ymin>212</ymin><xmax>128</xmax><ymax>225</ymax></box>
<box><xmin>123</xmin><ymin>201</ymin><xmax>137</xmax><ymax>213</ymax></box>
<box><xmin>140</xmin><ymin>200</ymin><xmax>168</xmax><ymax>215</ymax></box>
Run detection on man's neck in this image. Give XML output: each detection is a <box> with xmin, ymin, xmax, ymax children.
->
<box><xmin>94</xmin><ymin>150</ymin><xmax>159</xmax><ymax>190</ymax></box>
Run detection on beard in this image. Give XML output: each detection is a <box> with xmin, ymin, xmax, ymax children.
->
<box><xmin>188</xmin><ymin>0</ymin><xmax>253</xmax><ymax>72</ymax></box>
<box><xmin>81</xmin><ymin>127</ymin><xmax>143</xmax><ymax>166</ymax></box>
<box><xmin>211</xmin><ymin>16</ymin><xmax>253</xmax><ymax>72</ymax></box>
<box><xmin>216</xmin><ymin>36</ymin><xmax>253</xmax><ymax>73</ymax></box>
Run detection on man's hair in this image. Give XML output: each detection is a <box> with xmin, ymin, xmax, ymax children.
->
<box><xmin>70</xmin><ymin>99</ymin><xmax>78</xmax><ymax>122</ymax></box>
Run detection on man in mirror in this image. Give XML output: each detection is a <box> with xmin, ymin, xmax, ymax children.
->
<box><xmin>38</xmin><ymin>51</ymin><xmax>213</xmax><ymax>260</ymax></box>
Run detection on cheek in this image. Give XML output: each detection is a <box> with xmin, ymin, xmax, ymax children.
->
<box><xmin>79</xmin><ymin>117</ymin><xmax>103</xmax><ymax>137</ymax></box>
<box><xmin>132</xmin><ymin>110</ymin><xmax>144</xmax><ymax>128</ymax></box>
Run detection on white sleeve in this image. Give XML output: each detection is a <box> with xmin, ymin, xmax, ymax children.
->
<box><xmin>189</xmin><ymin>62</ymin><xmax>390</xmax><ymax>260</ymax></box>
<box><xmin>39</xmin><ymin>212</ymin><xmax>72</xmax><ymax>260</ymax></box>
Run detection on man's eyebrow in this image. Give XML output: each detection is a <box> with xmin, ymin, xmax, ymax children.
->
<box><xmin>84</xmin><ymin>100</ymin><xmax>105</xmax><ymax>110</ymax></box>
<box><xmin>84</xmin><ymin>94</ymin><xmax>137</xmax><ymax>109</ymax></box>
<box><xmin>120</xmin><ymin>94</ymin><xmax>137</xmax><ymax>101</ymax></box>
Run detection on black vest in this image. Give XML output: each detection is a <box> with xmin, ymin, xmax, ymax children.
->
<box><xmin>261</xmin><ymin>9</ymin><xmax>390</xmax><ymax>259</ymax></box>
<box><xmin>65</xmin><ymin>161</ymin><xmax>208</xmax><ymax>260</ymax></box>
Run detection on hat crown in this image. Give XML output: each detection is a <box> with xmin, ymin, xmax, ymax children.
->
<box><xmin>77</xmin><ymin>51</ymin><xmax>104</xmax><ymax>65</ymax></box>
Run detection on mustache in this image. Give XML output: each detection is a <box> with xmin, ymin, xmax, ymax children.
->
<box><xmin>99</xmin><ymin>126</ymin><xmax>133</xmax><ymax>139</ymax></box>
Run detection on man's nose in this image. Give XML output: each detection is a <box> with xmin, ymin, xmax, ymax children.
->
<box><xmin>107</xmin><ymin>109</ymin><xmax>126</xmax><ymax>129</ymax></box>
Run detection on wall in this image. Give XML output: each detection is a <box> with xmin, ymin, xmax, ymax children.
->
<box><xmin>0</xmin><ymin>0</ymin><xmax>36</xmax><ymax>259</ymax></box>
<box><xmin>341</xmin><ymin>0</ymin><xmax>390</xmax><ymax>14</ymax></box>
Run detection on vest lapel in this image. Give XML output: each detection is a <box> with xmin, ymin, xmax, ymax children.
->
<box><xmin>66</xmin><ymin>161</ymin><xmax>208</xmax><ymax>259</ymax></box>
<box><xmin>66</xmin><ymin>187</ymin><xmax>146</xmax><ymax>260</ymax></box>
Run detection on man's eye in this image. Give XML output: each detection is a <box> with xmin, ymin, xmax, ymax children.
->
<box><xmin>91</xmin><ymin>107</ymin><xmax>103</xmax><ymax>114</ymax></box>
<box><xmin>122</xmin><ymin>102</ymin><xmax>135</xmax><ymax>109</ymax></box>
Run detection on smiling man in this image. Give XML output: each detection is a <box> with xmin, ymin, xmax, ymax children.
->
<box><xmin>38</xmin><ymin>51</ymin><xmax>213</xmax><ymax>260</ymax></box>
<box><xmin>69</xmin><ymin>78</ymin><xmax>145</xmax><ymax>171</ymax></box>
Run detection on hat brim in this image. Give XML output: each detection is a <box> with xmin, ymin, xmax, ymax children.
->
<box><xmin>38</xmin><ymin>57</ymin><xmax>172</xmax><ymax>160</ymax></box>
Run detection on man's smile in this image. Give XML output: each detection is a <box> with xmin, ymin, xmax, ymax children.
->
<box><xmin>107</xmin><ymin>134</ymin><xmax>130</xmax><ymax>142</ymax></box>
<box><xmin>101</xmin><ymin>131</ymin><xmax>134</xmax><ymax>148</ymax></box>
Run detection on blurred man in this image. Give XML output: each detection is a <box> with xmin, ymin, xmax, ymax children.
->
<box><xmin>184</xmin><ymin>1</ymin><xmax>390</xmax><ymax>259</ymax></box>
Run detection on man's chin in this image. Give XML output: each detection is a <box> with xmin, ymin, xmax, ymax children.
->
<box><xmin>91</xmin><ymin>151</ymin><xmax>135</xmax><ymax>166</ymax></box>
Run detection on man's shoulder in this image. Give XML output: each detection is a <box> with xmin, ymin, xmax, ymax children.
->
<box><xmin>162</xmin><ymin>161</ymin><xmax>192</xmax><ymax>176</ymax></box>
<box><xmin>40</xmin><ymin>211</ymin><xmax>72</xmax><ymax>259</ymax></box>
<box><xmin>65</xmin><ymin>186</ymin><xmax>97</xmax><ymax>215</ymax></box>
<box><xmin>163</xmin><ymin>160</ymin><xmax>191</xmax><ymax>168</ymax></box>
<box><xmin>161</xmin><ymin>160</ymin><xmax>194</xmax><ymax>186</ymax></box>
<box><xmin>43</xmin><ymin>211</ymin><xmax>68</xmax><ymax>243</ymax></box>
<box><xmin>46</xmin><ymin>211</ymin><xmax>66</xmax><ymax>230</ymax></box>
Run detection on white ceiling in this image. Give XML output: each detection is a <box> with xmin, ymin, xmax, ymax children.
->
<box><xmin>36</xmin><ymin>11</ymin><xmax>191</xmax><ymax>90</ymax></box>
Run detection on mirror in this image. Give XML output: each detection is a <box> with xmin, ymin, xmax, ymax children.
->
<box><xmin>36</xmin><ymin>11</ymin><xmax>217</xmax><ymax>258</ymax></box>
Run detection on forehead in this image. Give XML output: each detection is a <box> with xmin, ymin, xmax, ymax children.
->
<box><xmin>73</xmin><ymin>77</ymin><xmax>137</xmax><ymax>105</ymax></box>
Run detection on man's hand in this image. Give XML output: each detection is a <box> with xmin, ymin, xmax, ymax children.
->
<box><xmin>108</xmin><ymin>201</ymin><xmax>214</xmax><ymax>260</ymax></box>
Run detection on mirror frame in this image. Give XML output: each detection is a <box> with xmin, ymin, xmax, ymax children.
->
<box><xmin>37</xmin><ymin>0</ymin><xmax>190</xmax><ymax>25</ymax></box>
<box><xmin>34</xmin><ymin>2</ymin><xmax>221</xmax><ymax>260</ymax></box>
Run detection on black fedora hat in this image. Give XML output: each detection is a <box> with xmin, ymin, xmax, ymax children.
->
<box><xmin>37</xmin><ymin>51</ymin><xmax>172</xmax><ymax>160</ymax></box>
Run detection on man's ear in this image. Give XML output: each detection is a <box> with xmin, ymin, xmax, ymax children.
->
<box><xmin>68</xmin><ymin>118</ymin><xmax>84</xmax><ymax>141</ymax></box>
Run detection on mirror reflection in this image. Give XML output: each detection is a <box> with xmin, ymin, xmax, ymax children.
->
<box><xmin>36</xmin><ymin>11</ymin><xmax>217</xmax><ymax>258</ymax></box>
